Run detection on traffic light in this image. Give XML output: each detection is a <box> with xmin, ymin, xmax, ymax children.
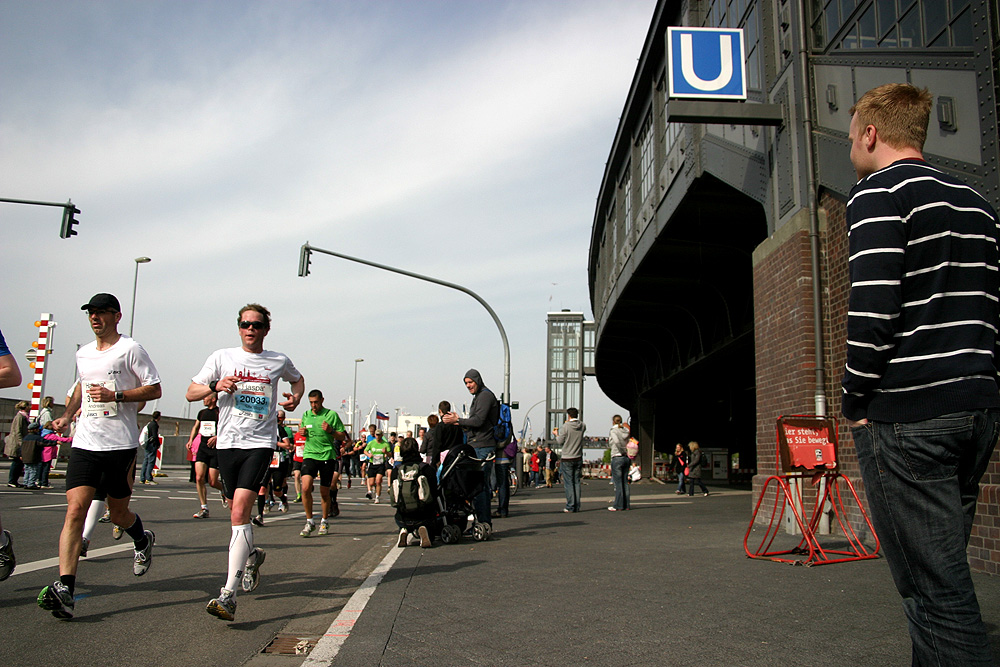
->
<box><xmin>298</xmin><ymin>243</ymin><xmax>312</xmax><ymax>277</ymax></box>
<box><xmin>60</xmin><ymin>202</ymin><xmax>80</xmax><ymax>239</ymax></box>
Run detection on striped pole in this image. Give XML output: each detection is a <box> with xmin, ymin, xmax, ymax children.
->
<box><xmin>28</xmin><ymin>313</ymin><xmax>54</xmax><ymax>421</ymax></box>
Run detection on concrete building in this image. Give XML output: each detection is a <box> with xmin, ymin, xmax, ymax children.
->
<box><xmin>588</xmin><ymin>0</ymin><xmax>1000</xmax><ymax>572</ymax></box>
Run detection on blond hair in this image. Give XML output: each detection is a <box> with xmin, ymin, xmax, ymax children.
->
<box><xmin>849</xmin><ymin>83</ymin><xmax>932</xmax><ymax>152</ymax></box>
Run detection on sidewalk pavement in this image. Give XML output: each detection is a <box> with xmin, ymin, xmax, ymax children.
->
<box><xmin>295</xmin><ymin>478</ymin><xmax>1000</xmax><ymax>667</ymax></box>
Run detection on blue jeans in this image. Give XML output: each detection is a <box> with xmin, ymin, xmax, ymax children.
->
<box><xmin>495</xmin><ymin>460</ymin><xmax>511</xmax><ymax>515</ymax></box>
<box><xmin>473</xmin><ymin>446</ymin><xmax>494</xmax><ymax>525</ymax></box>
<box><xmin>560</xmin><ymin>459</ymin><xmax>582</xmax><ymax>512</ymax></box>
<box><xmin>610</xmin><ymin>456</ymin><xmax>630</xmax><ymax>509</ymax></box>
<box><xmin>23</xmin><ymin>462</ymin><xmax>43</xmax><ymax>487</ymax></box>
<box><xmin>141</xmin><ymin>447</ymin><xmax>158</xmax><ymax>482</ymax></box>
<box><xmin>852</xmin><ymin>410</ymin><xmax>998</xmax><ymax>666</ymax></box>
<box><xmin>676</xmin><ymin>471</ymin><xmax>686</xmax><ymax>493</ymax></box>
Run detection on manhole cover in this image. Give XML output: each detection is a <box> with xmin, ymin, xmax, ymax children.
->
<box><xmin>262</xmin><ymin>634</ymin><xmax>319</xmax><ymax>655</ymax></box>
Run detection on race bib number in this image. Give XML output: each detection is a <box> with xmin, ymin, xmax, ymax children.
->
<box><xmin>294</xmin><ymin>444</ymin><xmax>305</xmax><ymax>461</ymax></box>
<box><xmin>270</xmin><ymin>451</ymin><xmax>281</xmax><ymax>468</ymax></box>
<box><xmin>372</xmin><ymin>454</ymin><xmax>385</xmax><ymax>465</ymax></box>
<box><xmin>83</xmin><ymin>380</ymin><xmax>117</xmax><ymax>419</ymax></box>
<box><xmin>199</xmin><ymin>421</ymin><xmax>217</xmax><ymax>437</ymax></box>
<box><xmin>234</xmin><ymin>382</ymin><xmax>269</xmax><ymax>420</ymax></box>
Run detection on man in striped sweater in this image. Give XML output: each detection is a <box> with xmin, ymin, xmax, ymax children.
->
<box><xmin>843</xmin><ymin>83</ymin><xmax>999</xmax><ymax>666</ymax></box>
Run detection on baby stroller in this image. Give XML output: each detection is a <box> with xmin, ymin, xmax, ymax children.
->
<box><xmin>437</xmin><ymin>444</ymin><xmax>494</xmax><ymax>543</ymax></box>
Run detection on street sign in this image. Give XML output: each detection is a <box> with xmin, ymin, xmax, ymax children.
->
<box><xmin>667</xmin><ymin>27</ymin><xmax>747</xmax><ymax>100</ymax></box>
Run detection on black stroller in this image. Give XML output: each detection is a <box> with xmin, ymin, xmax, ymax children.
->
<box><xmin>437</xmin><ymin>444</ymin><xmax>494</xmax><ymax>542</ymax></box>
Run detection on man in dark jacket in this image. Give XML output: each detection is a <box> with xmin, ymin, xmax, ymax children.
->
<box><xmin>139</xmin><ymin>412</ymin><xmax>161</xmax><ymax>484</ymax></box>
<box><xmin>443</xmin><ymin>369</ymin><xmax>498</xmax><ymax>529</ymax></box>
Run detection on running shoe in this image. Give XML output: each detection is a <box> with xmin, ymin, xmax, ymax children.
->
<box><xmin>193</xmin><ymin>507</ymin><xmax>209</xmax><ymax>519</ymax></box>
<box><xmin>346</xmin><ymin>478</ymin><xmax>351</xmax><ymax>489</ymax></box>
<box><xmin>132</xmin><ymin>530</ymin><xmax>155</xmax><ymax>576</ymax></box>
<box><xmin>112</xmin><ymin>524</ymin><xmax>124</xmax><ymax>540</ymax></box>
<box><xmin>206</xmin><ymin>588</ymin><xmax>236</xmax><ymax>621</ymax></box>
<box><xmin>294</xmin><ymin>494</ymin><xmax>302</xmax><ymax>503</ymax></box>
<box><xmin>274</xmin><ymin>501</ymin><xmax>285</xmax><ymax>513</ymax></box>
<box><xmin>317</xmin><ymin>522</ymin><xmax>329</xmax><ymax>536</ymax></box>
<box><xmin>417</xmin><ymin>525</ymin><xmax>431</xmax><ymax>548</ymax></box>
<box><xmin>373</xmin><ymin>495</ymin><xmax>380</xmax><ymax>504</ymax></box>
<box><xmin>0</xmin><ymin>529</ymin><xmax>15</xmax><ymax>581</ymax></box>
<box><xmin>98</xmin><ymin>509</ymin><xmax>111</xmax><ymax>523</ymax></box>
<box><xmin>330</xmin><ymin>501</ymin><xmax>340</xmax><ymax>517</ymax></box>
<box><xmin>80</xmin><ymin>537</ymin><xmax>90</xmax><ymax>557</ymax></box>
<box><xmin>397</xmin><ymin>528</ymin><xmax>408</xmax><ymax>547</ymax></box>
<box><xmin>251</xmin><ymin>515</ymin><xmax>264</xmax><ymax>527</ymax></box>
<box><xmin>365</xmin><ymin>491</ymin><xmax>372</xmax><ymax>500</ymax></box>
<box><xmin>299</xmin><ymin>522</ymin><xmax>315</xmax><ymax>538</ymax></box>
<box><xmin>241</xmin><ymin>548</ymin><xmax>266</xmax><ymax>593</ymax></box>
<box><xmin>37</xmin><ymin>581</ymin><xmax>74</xmax><ymax>620</ymax></box>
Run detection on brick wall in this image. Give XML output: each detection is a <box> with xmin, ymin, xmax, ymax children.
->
<box><xmin>750</xmin><ymin>194</ymin><xmax>1000</xmax><ymax>574</ymax></box>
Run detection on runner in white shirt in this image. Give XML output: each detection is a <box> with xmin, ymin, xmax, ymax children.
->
<box><xmin>187</xmin><ymin>304</ymin><xmax>304</xmax><ymax>621</ymax></box>
<box><xmin>38</xmin><ymin>293</ymin><xmax>161</xmax><ymax>620</ymax></box>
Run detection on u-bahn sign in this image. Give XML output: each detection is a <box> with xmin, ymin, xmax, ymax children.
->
<box><xmin>667</xmin><ymin>27</ymin><xmax>747</xmax><ymax>100</ymax></box>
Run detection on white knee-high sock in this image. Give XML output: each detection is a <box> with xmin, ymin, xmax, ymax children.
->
<box><xmin>82</xmin><ymin>500</ymin><xmax>106</xmax><ymax>541</ymax></box>
<box><xmin>225</xmin><ymin>524</ymin><xmax>254</xmax><ymax>593</ymax></box>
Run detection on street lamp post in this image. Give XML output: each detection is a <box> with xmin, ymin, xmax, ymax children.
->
<box><xmin>129</xmin><ymin>256</ymin><xmax>152</xmax><ymax>336</ymax></box>
<box><xmin>298</xmin><ymin>242</ymin><xmax>511</xmax><ymax>403</ymax></box>
<box><xmin>353</xmin><ymin>358</ymin><xmax>364</xmax><ymax>438</ymax></box>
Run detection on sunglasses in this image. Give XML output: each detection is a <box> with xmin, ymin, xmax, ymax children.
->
<box><xmin>239</xmin><ymin>321</ymin><xmax>267</xmax><ymax>330</ymax></box>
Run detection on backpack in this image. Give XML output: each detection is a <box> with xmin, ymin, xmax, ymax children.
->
<box><xmin>391</xmin><ymin>462</ymin><xmax>433</xmax><ymax>513</ymax></box>
<box><xmin>493</xmin><ymin>403</ymin><xmax>514</xmax><ymax>447</ymax></box>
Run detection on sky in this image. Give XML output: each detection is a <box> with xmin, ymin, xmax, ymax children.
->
<box><xmin>0</xmin><ymin>0</ymin><xmax>656</xmax><ymax>440</ymax></box>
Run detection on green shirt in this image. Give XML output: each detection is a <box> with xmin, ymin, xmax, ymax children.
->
<box><xmin>300</xmin><ymin>408</ymin><xmax>345</xmax><ymax>461</ymax></box>
<box><xmin>365</xmin><ymin>438</ymin><xmax>392</xmax><ymax>465</ymax></box>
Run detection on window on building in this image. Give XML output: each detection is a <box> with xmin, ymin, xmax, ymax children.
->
<box><xmin>621</xmin><ymin>169</ymin><xmax>632</xmax><ymax>243</ymax></box>
<box><xmin>639</xmin><ymin>111</ymin><xmax>654</xmax><ymax>202</ymax></box>
<box><xmin>813</xmin><ymin>0</ymin><xmax>974</xmax><ymax>51</ymax></box>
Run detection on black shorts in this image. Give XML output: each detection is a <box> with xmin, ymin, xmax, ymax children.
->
<box><xmin>367</xmin><ymin>463</ymin><xmax>387</xmax><ymax>479</ymax></box>
<box><xmin>217</xmin><ymin>448</ymin><xmax>272</xmax><ymax>499</ymax></box>
<box><xmin>292</xmin><ymin>459</ymin><xmax>302</xmax><ymax>472</ymax></box>
<box><xmin>65</xmin><ymin>447</ymin><xmax>137</xmax><ymax>499</ymax></box>
<box><xmin>195</xmin><ymin>444</ymin><xmax>220</xmax><ymax>469</ymax></box>
<box><xmin>270</xmin><ymin>461</ymin><xmax>289</xmax><ymax>489</ymax></box>
<box><xmin>300</xmin><ymin>458</ymin><xmax>337</xmax><ymax>487</ymax></box>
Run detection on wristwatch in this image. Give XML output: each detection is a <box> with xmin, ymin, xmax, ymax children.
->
<box><xmin>115</xmin><ymin>391</ymin><xmax>125</xmax><ymax>402</ymax></box>
<box><xmin>209</xmin><ymin>380</ymin><xmax>219</xmax><ymax>393</ymax></box>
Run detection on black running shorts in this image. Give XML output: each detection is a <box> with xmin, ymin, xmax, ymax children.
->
<box><xmin>195</xmin><ymin>443</ymin><xmax>220</xmax><ymax>469</ymax></box>
<box><xmin>367</xmin><ymin>463</ymin><xmax>386</xmax><ymax>479</ymax></box>
<box><xmin>300</xmin><ymin>458</ymin><xmax>337</xmax><ymax>487</ymax></box>
<box><xmin>65</xmin><ymin>447</ymin><xmax>137</xmax><ymax>499</ymax></box>
<box><xmin>217</xmin><ymin>448</ymin><xmax>272</xmax><ymax>499</ymax></box>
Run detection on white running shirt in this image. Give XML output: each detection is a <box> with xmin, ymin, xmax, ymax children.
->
<box><xmin>73</xmin><ymin>336</ymin><xmax>161</xmax><ymax>452</ymax></box>
<box><xmin>192</xmin><ymin>347</ymin><xmax>301</xmax><ymax>450</ymax></box>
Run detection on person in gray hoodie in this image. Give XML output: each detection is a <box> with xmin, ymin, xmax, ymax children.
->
<box><xmin>555</xmin><ymin>407</ymin><xmax>586</xmax><ymax>512</ymax></box>
<box><xmin>443</xmin><ymin>369</ymin><xmax>499</xmax><ymax>528</ymax></box>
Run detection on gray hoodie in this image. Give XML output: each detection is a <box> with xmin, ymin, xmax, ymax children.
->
<box><xmin>556</xmin><ymin>418</ymin><xmax>586</xmax><ymax>460</ymax></box>
<box><xmin>458</xmin><ymin>368</ymin><xmax>500</xmax><ymax>449</ymax></box>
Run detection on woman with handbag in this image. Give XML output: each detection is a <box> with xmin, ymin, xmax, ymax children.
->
<box><xmin>608</xmin><ymin>415</ymin><xmax>631</xmax><ymax>511</ymax></box>
<box><xmin>686</xmin><ymin>441</ymin><xmax>710</xmax><ymax>497</ymax></box>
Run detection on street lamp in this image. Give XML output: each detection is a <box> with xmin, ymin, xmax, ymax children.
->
<box><xmin>298</xmin><ymin>242</ymin><xmax>511</xmax><ymax>403</ymax></box>
<box><xmin>353</xmin><ymin>358</ymin><xmax>364</xmax><ymax>438</ymax></box>
<box><xmin>129</xmin><ymin>256</ymin><xmax>152</xmax><ymax>336</ymax></box>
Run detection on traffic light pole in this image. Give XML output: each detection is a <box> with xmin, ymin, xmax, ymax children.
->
<box><xmin>0</xmin><ymin>197</ymin><xmax>80</xmax><ymax>238</ymax></box>
<box><xmin>298</xmin><ymin>242</ymin><xmax>512</xmax><ymax>404</ymax></box>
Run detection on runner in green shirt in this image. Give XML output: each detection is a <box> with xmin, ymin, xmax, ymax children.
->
<box><xmin>364</xmin><ymin>431</ymin><xmax>392</xmax><ymax>503</ymax></box>
<box><xmin>297</xmin><ymin>390</ymin><xmax>347</xmax><ymax>536</ymax></box>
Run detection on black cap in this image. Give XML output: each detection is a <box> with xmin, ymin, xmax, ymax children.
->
<box><xmin>81</xmin><ymin>293</ymin><xmax>121</xmax><ymax>312</ymax></box>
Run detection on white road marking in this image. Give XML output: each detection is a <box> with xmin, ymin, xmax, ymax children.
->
<box><xmin>300</xmin><ymin>545</ymin><xmax>403</xmax><ymax>666</ymax></box>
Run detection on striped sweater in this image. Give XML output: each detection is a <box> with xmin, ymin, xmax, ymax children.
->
<box><xmin>841</xmin><ymin>158</ymin><xmax>1000</xmax><ymax>422</ymax></box>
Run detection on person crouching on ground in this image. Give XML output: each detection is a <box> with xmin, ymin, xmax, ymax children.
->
<box><xmin>389</xmin><ymin>437</ymin><xmax>438</xmax><ymax>548</ymax></box>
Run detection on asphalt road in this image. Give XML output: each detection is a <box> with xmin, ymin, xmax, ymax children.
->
<box><xmin>0</xmin><ymin>467</ymin><xmax>398</xmax><ymax>667</ymax></box>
